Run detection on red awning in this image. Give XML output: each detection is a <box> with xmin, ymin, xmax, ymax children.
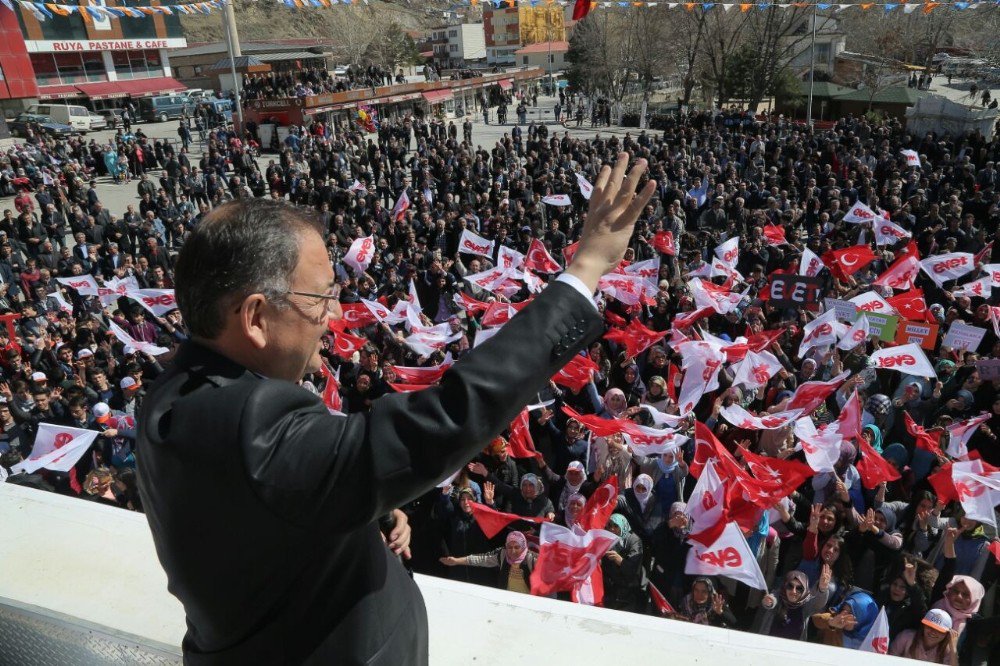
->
<box><xmin>421</xmin><ymin>89</ymin><xmax>454</xmax><ymax>105</ymax></box>
<box><xmin>74</xmin><ymin>81</ymin><xmax>128</xmax><ymax>101</ymax></box>
<box><xmin>116</xmin><ymin>77</ymin><xmax>187</xmax><ymax>98</ymax></box>
<box><xmin>37</xmin><ymin>84</ymin><xmax>83</xmax><ymax>100</ymax></box>
<box><xmin>498</xmin><ymin>79</ymin><xmax>513</xmax><ymax>91</ymax></box>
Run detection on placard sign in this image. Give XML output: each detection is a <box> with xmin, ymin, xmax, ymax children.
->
<box><xmin>942</xmin><ymin>321</ymin><xmax>987</xmax><ymax>352</ymax></box>
<box><xmin>865</xmin><ymin>312</ymin><xmax>899</xmax><ymax>342</ymax></box>
<box><xmin>894</xmin><ymin>320</ymin><xmax>939</xmax><ymax>350</ymax></box>
<box><xmin>768</xmin><ymin>274</ymin><xmax>822</xmax><ymax>308</ymax></box>
<box><xmin>976</xmin><ymin>359</ymin><xmax>1000</xmax><ymax>381</ymax></box>
<box><xmin>824</xmin><ymin>298</ymin><xmax>860</xmax><ymax>323</ymax></box>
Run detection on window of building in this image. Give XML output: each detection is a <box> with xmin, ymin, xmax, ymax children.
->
<box><xmin>449</xmin><ymin>44</ymin><xmax>457</xmax><ymax>52</ymax></box>
<box><xmin>815</xmin><ymin>42</ymin><xmax>831</xmax><ymax>65</ymax></box>
<box><xmin>449</xmin><ymin>29</ymin><xmax>458</xmax><ymax>37</ymax></box>
<box><xmin>112</xmin><ymin>49</ymin><xmax>162</xmax><ymax>80</ymax></box>
<box><xmin>523</xmin><ymin>56</ymin><xmax>528</xmax><ymax>65</ymax></box>
<box><xmin>29</xmin><ymin>52</ymin><xmax>107</xmax><ymax>86</ymax></box>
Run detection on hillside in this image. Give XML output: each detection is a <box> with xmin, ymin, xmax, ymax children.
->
<box><xmin>180</xmin><ymin>0</ymin><xmax>462</xmax><ymax>43</ymax></box>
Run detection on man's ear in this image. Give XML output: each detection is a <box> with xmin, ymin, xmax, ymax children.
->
<box><xmin>238</xmin><ymin>294</ymin><xmax>269</xmax><ymax>350</ymax></box>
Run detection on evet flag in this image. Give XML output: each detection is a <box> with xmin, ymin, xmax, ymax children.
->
<box><xmin>458</xmin><ymin>229</ymin><xmax>496</xmax><ymax>257</ymax></box>
<box><xmin>576</xmin><ymin>173</ymin><xmax>594</xmax><ymax>200</ymax></box>
<box><xmin>343</xmin><ymin>235</ymin><xmax>376</xmax><ymax>274</ymax></box>
<box><xmin>541</xmin><ymin>194</ymin><xmax>572</xmax><ymax>206</ymax></box>
<box><xmin>947</xmin><ymin>413</ymin><xmax>991</xmax><ymax>459</ymax></box>
<box><xmin>685</xmin><ymin>459</ymin><xmax>728</xmax><ymax>547</ymax></box>
<box><xmin>844</xmin><ymin>201</ymin><xmax>879</xmax><ymax>224</ymax></box>
<box><xmin>874</xmin><ymin>219</ymin><xmax>912</xmax><ymax>246</ymax></box>
<box><xmin>874</xmin><ymin>253</ymin><xmax>919</xmax><ymax>290</ymax></box>
<box><xmin>869</xmin><ymin>343</ymin><xmax>936</xmax><ymax>378</ymax></box>
<box><xmin>11</xmin><ymin>423</ymin><xmax>99</xmax><ymax>474</ymax></box>
<box><xmin>837</xmin><ymin>313</ymin><xmax>870</xmax><ymax>350</ymax></box>
<box><xmin>919</xmin><ymin>252</ymin><xmax>975</xmax><ymax>286</ymax></box>
<box><xmin>720</xmin><ymin>404</ymin><xmax>801</xmax><ymax>430</ymax></box>
<box><xmin>128</xmin><ymin>289</ymin><xmax>177</xmax><ymax>317</ymax></box>
<box><xmin>714</xmin><ymin>237</ymin><xmax>740</xmax><ymax>268</ymax></box>
<box><xmin>55</xmin><ymin>274</ymin><xmax>100</xmax><ymax>296</ymax></box>
<box><xmin>954</xmin><ymin>276</ymin><xmax>992</xmax><ymax>300</ymax></box>
<box><xmin>860</xmin><ymin>607</ymin><xmax>890</xmax><ymax>654</ymax></box>
<box><xmin>799</xmin><ymin>246</ymin><xmax>825</xmax><ymax>277</ymax></box>
<box><xmin>497</xmin><ymin>245</ymin><xmax>525</xmax><ymax>270</ymax></box>
<box><xmin>900</xmin><ymin>149</ymin><xmax>921</xmax><ymax>168</ymax></box>
<box><xmin>798</xmin><ymin>308</ymin><xmax>846</xmax><ymax>358</ymax></box>
<box><xmin>685</xmin><ymin>522</ymin><xmax>768</xmax><ymax>590</ymax></box>
<box><xmin>391</xmin><ymin>190</ymin><xmax>409</xmax><ymax>221</ymax></box>
<box><xmin>109</xmin><ymin>321</ymin><xmax>170</xmax><ymax>356</ymax></box>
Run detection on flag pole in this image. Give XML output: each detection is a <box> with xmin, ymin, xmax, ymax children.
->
<box><xmin>806</xmin><ymin>2</ymin><xmax>818</xmax><ymax>129</ymax></box>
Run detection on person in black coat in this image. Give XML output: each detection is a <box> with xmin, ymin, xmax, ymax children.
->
<box><xmin>136</xmin><ymin>157</ymin><xmax>653</xmax><ymax>665</ymax></box>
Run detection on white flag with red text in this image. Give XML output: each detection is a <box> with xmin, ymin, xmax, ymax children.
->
<box><xmin>860</xmin><ymin>607</ymin><xmax>890</xmax><ymax>654</ymax></box>
<box><xmin>837</xmin><ymin>313</ymin><xmax>870</xmax><ymax>351</ymax></box>
<box><xmin>869</xmin><ymin>343</ymin><xmax>936</xmax><ymax>378</ymax></box>
<box><xmin>685</xmin><ymin>522</ymin><xmax>768</xmax><ymax>590</ymax></box>
<box><xmin>799</xmin><ymin>247</ymin><xmax>826</xmax><ymax>277</ymax></box>
<box><xmin>458</xmin><ymin>229</ymin><xmax>496</xmax><ymax>257</ymax></box>
<box><xmin>344</xmin><ymin>235</ymin><xmax>376</xmax><ymax>274</ymax></box>
<box><xmin>11</xmin><ymin>423</ymin><xmax>99</xmax><ymax>474</ymax></box>
<box><xmin>920</xmin><ymin>252</ymin><xmax>975</xmax><ymax>286</ymax></box>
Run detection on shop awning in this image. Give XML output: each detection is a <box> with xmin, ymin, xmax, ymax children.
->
<box><xmin>116</xmin><ymin>77</ymin><xmax>187</xmax><ymax>98</ymax></box>
<box><xmin>74</xmin><ymin>81</ymin><xmax>128</xmax><ymax>101</ymax></box>
<box><xmin>37</xmin><ymin>84</ymin><xmax>82</xmax><ymax>100</ymax></box>
<box><xmin>421</xmin><ymin>89</ymin><xmax>454</xmax><ymax>105</ymax></box>
<box><xmin>498</xmin><ymin>78</ymin><xmax>513</xmax><ymax>91</ymax></box>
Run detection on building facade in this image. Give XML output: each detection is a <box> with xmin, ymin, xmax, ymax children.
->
<box><xmin>514</xmin><ymin>41</ymin><xmax>568</xmax><ymax>73</ymax></box>
<box><xmin>0</xmin><ymin>1</ymin><xmax>188</xmax><ymax>113</ymax></box>
<box><xmin>785</xmin><ymin>14</ymin><xmax>846</xmax><ymax>78</ymax></box>
<box><xmin>431</xmin><ymin>23</ymin><xmax>485</xmax><ymax>70</ymax></box>
<box><xmin>484</xmin><ymin>5</ymin><xmax>568</xmax><ymax>66</ymax></box>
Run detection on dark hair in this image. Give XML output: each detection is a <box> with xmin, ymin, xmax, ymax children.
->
<box><xmin>174</xmin><ymin>199</ymin><xmax>323</xmax><ymax>339</ymax></box>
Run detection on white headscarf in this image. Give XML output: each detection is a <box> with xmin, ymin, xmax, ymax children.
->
<box><xmin>633</xmin><ymin>473</ymin><xmax>654</xmax><ymax>511</ymax></box>
<box><xmin>558</xmin><ymin>461</ymin><xmax>586</xmax><ymax>509</ymax></box>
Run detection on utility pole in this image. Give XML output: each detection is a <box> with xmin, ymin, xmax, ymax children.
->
<box><xmin>222</xmin><ymin>0</ymin><xmax>245</xmax><ymax>129</ymax></box>
<box><xmin>806</xmin><ymin>3</ymin><xmax>818</xmax><ymax>129</ymax></box>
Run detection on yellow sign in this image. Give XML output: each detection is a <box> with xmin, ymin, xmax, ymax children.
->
<box><xmin>517</xmin><ymin>6</ymin><xmax>566</xmax><ymax>45</ymax></box>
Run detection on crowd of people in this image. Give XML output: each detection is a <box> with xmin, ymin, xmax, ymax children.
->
<box><xmin>241</xmin><ymin>64</ymin><xmax>406</xmax><ymax>100</ymax></box>
<box><xmin>2</xmin><ymin>91</ymin><xmax>1000</xmax><ymax>663</ymax></box>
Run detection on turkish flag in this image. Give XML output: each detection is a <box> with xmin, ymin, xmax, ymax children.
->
<box><xmin>318</xmin><ymin>363</ymin><xmax>343</xmax><ymax>414</ymax></box>
<box><xmin>989</xmin><ymin>540</ymin><xmax>1000</xmax><ymax>565</ymax></box>
<box><xmin>339</xmin><ymin>302</ymin><xmax>379</xmax><ymax>329</ymax></box>
<box><xmin>928</xmin><ymin>461</ymin><xmax>959</xmax><ymax>504</ymax></box>
<box><xmin>552</xmin><ymin>353</ymin><xmax>599</xmax><ymax>392</ymax></box>
<box><xmin>329</xmin><ymin>327</ymin><xmax>368</xmax><ymax>360</ymax></box>
<box><xmin>563</xmin><ymin>241</ymin><xmax>579</xmax><ymax>265</ymax></box>
<box><xmin>672</xmin><ymin>306</ymin><xmax>714</xmax><ymax>330</ymax></box>
<box><xmin>508</xmin><ymin>408</ymin><xmax>543</xmax><ymax>460</ymax></box>
<box><xmin>603</xmin><ymin>318</ymin><xmax>668</xmax><ymax>359</ymax></box>
<box><xmin>690</xmin><ymin>420</ymin><xmax>741</xmax><ymax>479</ymax></box>
<box><xmin>835</xmin><ymin>389</ymin><xmax>865</xmax><ymax>443</ymax></box>
<box><xmin>653</xmin><ymin>231</ymin><xmax>677</xmax><ymax>256</ymax></box>
<box><xmin>746</xmin><ymin>328</ymin><xmax>786</xmax><ymax>353</ymax></box>
<box><xmin>604</xmin><ymin>309</ymin><xmax>627</xmax><ymax>328</ymax></box>
<box><xmin>666</xmin><ymin>362</ymin><xmax>680</xmax><ymax>402</ymax></box>
<box><xmin>560</xmin><ymin>405</ymin><xmax>634</xmax><ymax>438</ymax></box>
<box><xmin>579</xmin><ymin>476</ymin><xmax>619</xmax><ymax>531</ymax></box>
<box><xmin>390</xmin><ymin>359</ymin><xmax>452</xmax><ymax>385</ymax></box>
<box><xmin>387</xmin><ymin>382</ymin><xmax>433</xmax><ymax>393</ymax></box>
<box><xmin>649</xmin><ymin>582</ymin><xmax>677</xmax><ymax>615</ymax></box>
<box><xmin>856</xmin><ymin>439</ymin><xmax>902</xmax><ymax>489</ymax></box>
<box><xmin>572</xmin><ymin>0</ymin><xmax>594</xmax><ymax>20</ymax></box>
<box><xmin>785</xmin><ymin>371</ymin><xmax>849</xmax><ymax>414</ymax></box>
<box><xmin>481</xmin><ymin>301</ymin><xmax>517</xmax><ymax>328</ymax></box>
<box><xmin>453</xmin><ymin>291</ymin><xmax>491</xmax><ymax>315</ymax></box>
<box><xmin>525</xmin><ymin>238</ymin><xmax>563</xmax><ymax>273</ymax></box>
<box><xmin>740</xmin><ymin>447</ymin><xmax>814</xmax><ymax>493</ymax></box>
<box><xmin>762</xmin><ymin>224</ymin><xmax>786</xmax><ymax>246</ymax></box>
<box><xmin>887</xmin><ymin>289</ymin><xmax>929</xmax><ymax>322</ymax></box>
<box><xmin>975</xmin><ymin>241</ymin><xmax>994</xmax><ymax>265</ymax></box>
<box><xmin>530</xmin><ymin>523</ymin><xmax>618</xmax><ymax>598</ymax></box>
<box><xmin>904</xmin><ymin>412</ymin><xmax>943</xmax><ymax>453</ymax></box>
<box><xmin>470</xmin><ymin>501</ymin><xmax>549</xmax><ymax>539</ymax></box>
<box><xmin>823</xmin><ymin>245</ymin><xmax>877</xmax><ymax>280</ymax></box>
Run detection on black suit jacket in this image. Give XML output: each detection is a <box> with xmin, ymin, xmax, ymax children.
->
<box><xmin>137</xmin><ymin>280</ymin><xmax>603</xmax><ymax>665</ymax></box>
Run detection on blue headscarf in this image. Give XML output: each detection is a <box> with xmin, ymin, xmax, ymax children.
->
<box><xmin>863</xmin><ymin>424</ymin><xmax>883</xmax><ymax>454</ymax></box>
<box><xmin>832</xmin><ymin>590</ymin><xmax>879</xmax><ymax>645</ymax></box>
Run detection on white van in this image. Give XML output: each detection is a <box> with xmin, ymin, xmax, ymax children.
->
<box><xmin>27</xmin><ymin>103</ymin><xmax>92</xmax><ymax>132</ymax></box>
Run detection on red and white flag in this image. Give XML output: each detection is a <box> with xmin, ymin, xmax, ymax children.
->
<box><xmin>458</xmin><ymin>229</ymin><xmax>496</xmax><ymax>257</ymax></box>
<box><xmin>349</xmin><ymin>179</ymin><xmax>367</xmax><ymax>193</ymax></box>
<box><xmin>576</xmin><ymin>173</ymin><xmax>594</xmax><ymax>200</ymax></box>
<box><xmin>622</xmin><ymin>257</ymin><xmax>661</xmax><ymax>280</ymax></box>
<box><xmin>954</xmin><ymin>276</ymin><xmax>992</xmax><ymax>300</ymax></box>
<box><xmin>463</xmin><ymin>267</ymin><xmax>509</xmax><ymax>293</ymax></box>
<box><xmin>900</xmin><ymin>149</ymin><xmax>921</xmax><ymax>169</ymax></box>
<box><xmin>688</xmin><ymin>278</ymin><xmax>743</xmax><ymax>315</ymax></box>
<box><xmin>685</xmin><ymin>522</ymin><xmax>768</xmax><ymax>590</ymax></box>
<box><xmin>55</xmin><ymin>274</ymin><xmax>100</xmax><ymax>296</ymax></box>
<box><xmin>860</xmin><ymin>607</ymin><xmax>891</xmax><ymax>654</ymax></box>
<box><xmin>653</xmin><ymin>231</ymin><xmax>677</xmax><ymax>256</ymax></box>
<box><xmin>798</xmin><ymin>308</ymin><xmax>847</xmax><ymax>358</ymax></box>
<box><xmin>825</xmin><ymin>245</ymin><xmax>877</xmax><ymax>279</ymax></box>
<box><xmin>391</xmin><ymin>190</ymin><xmax>410</xmax><ymax>221</ymax></box>
<box><xmin>11</xmin><ymin>423</ymin><xmax>99</xmax><ymax>474</ymax></box>
<box><xmin>676</xmin><ymin>341</ymin><xmax>727</xmax><ymax>414</ymax></box>
<box><xmin>672</xmin><ymin>306</ymin><xmax>714</xmax><ymax>331</ymax></box>
<box><xmin>109</xmin><ymin>321</ymin><xmax>170</xmax><ymax>356</ymax></box>
<box><xmin>869</xmin><ymin>343</ymin><xmax>936</xmax><ymax>378</ymax></box>
<box><xmin>525</xmin><ymin>238</ymin><xmax>562</xmax><ymax>273</ymax></box>
<box><xmin>470</xmin><ymin>501</ymin><xmax>549</xmax><ymax>539</ymax></box>
<box><xmin>599</xmin><ymin>273</ymin><xmax>655</xmax><ymax>306</ymax></box>
<box><xmin>318</xmin><ymin>363</ymin><xmax>344</xmax><ymax>414</ymax></box>
<box><xmin>837</xmin><ymin>313</ymin><xmax>870</xmax><ymax>350</ymax></box>
<box><xmin>362</xmin><ymin>298</ymin><xmax>408</xmax><ymax>325</ymax></box>
<box><xmin>507</xmin><ymin>408</ymin><xmax>543</xmax><ymax>460</ymax></box>
<box><xmin>844</xmin><ymin>201</ymin><xmax>879</xmax><ymax>224</ymax></box>
<box><xmin>649</xmin><ymin>582</ymin><xmax>677</xmax><ymax>615</ymax></box>
<box><xmin>453</xmin><ymin>291</ymin><xmax>491</xmax><ymax>315</ymax></box>
<box><xmin>686</xmin><ymin>459</ymin><xmax>729</xmax><ymax>547</ymax></box>
<box><xmin>578</xmin><ymin>475</ymin><xmax>619</xmax><ymax>532</ymax></box>
<box><xmin>799</xmin><ymin>247</ymin><xmax>826</xmax><ymax>278</ymax></box>
<box><xmin>328</xmin><ymin>327</ymin><xmax>368</xmax><ymax>360</ymax></box>
<box><xmin>714</xmin><ymin>236</ymin><xmax>740</xmax><ymax>268</ymax></box>
<box><xmin>128</xmin><ymin>289</ymin><xmax>177</xmax><ymax>316</ymax></box>
<box><xmin>762</xmin><ymin>224</ymin><xmax>786</xmax><ymax>246</ymax></box>
<box><xmin>542</xmin><ymin>194</ymin><xmax>572</xmax><ymax>207</ymax></box>
<box><xmin>497</xmin><ymin>245</ymin><xmax>525</xmax><ymax>271</ymax></box>
<box><xmin>625</xmin><ymin>427</ymin><xmax>687</xmax><ymax>458</ymax></box>
<box><xmin>690</xmin><ymin>420</ymin><xmax>742</xmax><ymax>480</ymax></box>
<box><xmin>905</xmin><ymin>412</ymin><xmax>944</xmax><ymax>454</ymax></box>
<box><xmin>920</xmin><ymin>252</ymin><xmax>975</xmax><ymax>286</ymax></box>
<box><xmin>339</xmin><ymin>303</ymin><xmax>378</xmax><ymax>329</ymax></box>
<box><xmin>951</xmin><ymin>460</ymin><xmax>1000</xmax><ymax>528</ymax></box>
<box><xmin>740</xmin><ymin>447</ymin><xmax>814</xmax><ymax>495</ymax></box>
<box><xmin>552</xmin><ymin>353</ymin><xmax>599</xmax><ymax>392</ymax></box>
<box><xmin>833</xmin><ymin>389</ymin><xmax>866</xmax><ymax>444</ymax></box>
<box><xmin>982</xmin><ymin>263</ymin><xmax>1000</xmax><ymax>287</ymax></box>
<box><xmin>874</xmin><ymin>219</ymin><xmax>912</xmax><ymax>246</ymax></box>
<box><xmin>720</xmin><ymin>405</ymin><xmax>802</xmax><ymax>431</ymax></box>
<box><xmin>344</xmin><ymin>235</ymin><xmax>376</xmax><ymax>274</ymax></box>
<box><xmin>849</xmin><ymin>290</ymin><xmax>896</xmax><ymax>315</ymax></box>
<box><xmin>856</xmin><ymin>440</ymin><xmax>902</xmax><ymax>489</ymax></box>
<box><xmin>875</xmin><ymin>253</ymin><xmax>920</xmax><ymax>291</ymax></box>
<box><xmin>390</xmin><ymin>358</ymin><xmax>452</xmax><ymax>385</ymax></box>
<box><xmin>887</xmin><ymin>289</ymin><xmax>930</xmax><ymax>321</ymax></box>
<box><xmin>947</xmin><ymin>413</ymin><xmax>991</xmax><ymax>459</ymax></box>
<box><xmin>530</xmin><ymin>523</ymin><xmax>618</xmax><ymax>600</ymax></box>
<box><xmin>793</xmin><ymin>419</ymin><xmax>843</xmax><ymax>473</ymax></box>
<box><xmin>785</xmin><ymin>371</ymin><xmax>849</xmax><ymax>414</ymax></box>
<box><xmin>730</xmin><ymin>350</ymin><xmax>784</xmax><ymax>390</ymax></box>
<box><xmin>603</xmin><ymin>318</ymin><xmax>667</xmax><ymax>359</ymax></box>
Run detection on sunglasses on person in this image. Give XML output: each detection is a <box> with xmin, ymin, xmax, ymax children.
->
<box><xmin>785</xmin><ymin>582</ymin><xmax>805</xmax><ymax>593</ymax></box>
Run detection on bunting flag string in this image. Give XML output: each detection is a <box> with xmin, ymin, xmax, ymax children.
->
<box><xmin>6</xmin><ymin>0</ymin><xmax>997</xmax><ymax>22</ymax></box>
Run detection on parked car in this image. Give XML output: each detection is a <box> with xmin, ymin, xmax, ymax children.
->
<box><xmin>26</xmin><ymin>103</ymin><xmax>92</xmax><ymax>133</ymax></box>
<box><xmin>97</xmin><ymin>108</ymin><xmax>126</xmax><ymax>129</ymax></box>
<box><xmin>88</xmin><ymin>113</ymin><xmax>107</xmax><ymax>131</ymax></box>
<box><xmin>137</xmin><ymin>95</ymin><xmax>191</xmax><ymax>123</ymax></box>
<box><xmin>7</xmin><ymin>113</ymin><xmax>77</xmax><ymax>138</ymax></box>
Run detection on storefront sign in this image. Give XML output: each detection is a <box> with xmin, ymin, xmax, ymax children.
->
<box><xmin>25</xmin><ymin>39</ymin><xmax>187</xmax><ymax>53</ymax></box>
<box><xmin>894</xmin><ymin>320</ymin><xmax>939</xmax><ymax>350</ymax></box>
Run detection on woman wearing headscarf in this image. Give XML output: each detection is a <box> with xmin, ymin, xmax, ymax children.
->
<box><xmin>615</xmin><ymin>473</ymin><xmax>665</xmax><ymax>544</ymax></box>
<box><xmin>593</xmin><ymin>432</ymin><xmax>635</xmax><ymax>488</ymax></box>
<box><xmin>680</xmin><ymin>578</ymin><xmax>737</xmax><ymax>628</ymax></box>
<box><xmin>812</xmin><ymin>442</ymin><xmax>865</xmax><ymax>512</ymax></box>
<box><xmin>649</xmin><ymin>502</ymin><xmax>692</xmax><ymax>608</ymax></box>
<box><xmin>881</xmin><ymin>442</ymin><xmax>915</xmax><ymax>502</ymax></box>
<box><xmin>811</xmin><ymin>589</ymin><xmax>880</xmax><ymax>649</ymax></box>
<box><xmin>642</xmin><ymin>376</ymin><xmax>670</xmax><ymax>412</ymax></box>
<box><xmin>863</xmin><ymin>423</ymin><xmax>884</xmax><ymax>454</ymax></box>
<box><xmin>927</xmin><ymin>513</ymin><xmax>992</xmax><ymax>580</ymax></box>
<box><xmin>752</xmin><ymin>569</ymin><xmax>830</xmax><ymax>640</ymax></box>
<box><xmin>845</xmin><ymin>505</ymin><xmax>903</xmax><ymax>594</ymax></box>
<box><xmin>561</xmin><ymin>492</ymin><xmax>586</xmax><ymax>528</ymax></box>
<box><xmin>889</xmin><ymin>608</ymin><xmax>958</xmax><ymax>664</ymax></box>
<box><xmin>619</xmin><ymin>362</ymin><xmax>647</xmax><ymax>406</ymax></box>
<box><xmin>439</xmin><ymin>531</ymin><xmax>537</xmax><ymax>594</ymax></box>
<box><xmin>884</xmin><ymin>490</ymin><xmax>943</xmax><ymax>557</ymax></box>
<box><xmin>928</xmin><ymin>526</ymin><xmax>988</xmax><ymax>640</ymax></box>
<box><xmin>878</xmin><ymin>559</ymin><xmax>930</xmax><ymax>641</ymax></box>
<box><xmin>800</xmin><ymin>504</ymin><xmax>854</xmax><ymax>606</ymax></box>
<box><xmin>590</xmin><ymin>386</ymin><xmax>628</xmax><ymax>419</ymax></box>
<box><xmin>434</xmin><ymin>487</ymin><xmax>495</xmax><ymax>586</ymax></box>
<box><xmin>552</xmin><ymin>461</ymin><xmax>593</xmax><ymax>518</ymax></box>
<box><xmin>635</xmin><ymin>449</ymin><xmax>688</xmax><ymax>515</ymax></box>
<box><xmin>488</xmin><ymin>474</ymin><xmax>555</xmax><ymax>520</ymax></box>
<box><xmin>602</xmin><ymin>513</ymin><xmax>647</xmax><ymax>612</ymax></box>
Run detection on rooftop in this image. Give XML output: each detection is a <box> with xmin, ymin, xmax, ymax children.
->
<box><xmin>515</xmin><ymin>40</ymin><xmax>570</xmax><ymax>55</ymax></box>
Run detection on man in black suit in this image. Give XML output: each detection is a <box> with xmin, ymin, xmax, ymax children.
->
<box><xmin>137</xmin><ymin>154</ymin><xmax>654</xmax><ymax>664</ymax></box>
